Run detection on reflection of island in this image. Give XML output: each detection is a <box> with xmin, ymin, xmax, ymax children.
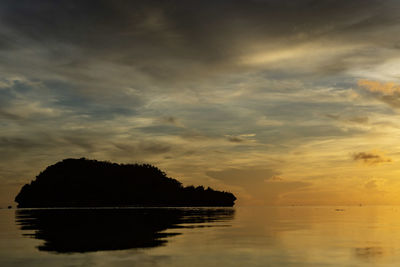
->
<box><xmin>15</xmin><ymin>158</ymin><xmax>236</xmax><ymax>208</ymax></box>
<box><xmin>15</xmin><ymin>208</ymin><xmax>235</xmax><ymax>253</ymax></box>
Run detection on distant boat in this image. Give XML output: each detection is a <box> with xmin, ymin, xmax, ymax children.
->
<box><xmin>15</xmin><ymin>158</ymin><xmax>236</xmax><ymax>208</ymax></box>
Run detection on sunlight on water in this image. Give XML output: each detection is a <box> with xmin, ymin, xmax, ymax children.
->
<box><xmin>1</xmin><ymin>206</ymin><xmax>400</xmax><ymax>266</ymax></box>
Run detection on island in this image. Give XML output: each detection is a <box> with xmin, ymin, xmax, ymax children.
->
<box><xmin>15</xmin><ymin>158</ymin><xmax>236</xmax><ymax>208</ymax></box>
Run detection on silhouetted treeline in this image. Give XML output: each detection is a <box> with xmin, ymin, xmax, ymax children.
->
<box><xmin>15</xmin><ymin>208</ymin><xmax>235</xmax><ymax>253</ymax></box>
<box><xmin>15</xmin><ymin>158</ymin><xmax>236</xmax><ymax>208</ymax></box>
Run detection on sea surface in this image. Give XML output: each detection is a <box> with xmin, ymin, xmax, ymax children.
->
<box><xmin>1</xmin><ymin>206</ymin><xmax>400</xmax><ymax>266</ymax></box>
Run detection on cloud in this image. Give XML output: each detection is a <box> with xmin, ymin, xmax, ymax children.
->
<box><xmin>362</xmin><ymin>179</ymin><xmax>386</xmax><ymax>196</ymax></box>
<box><xmin>326</xmin><ymin>114</ymin><xmax>369</xmax><ymax>125</ymax></box>
<box><xmin>364</xmin><ymin>179</ymin><xmax>378</xmax><ymax>189</ymax></box>
<box><xmin>355</xmin><ymin>247</ymin><xmax>385</xmax><ymax>260</ymax></box>
<box><xmin>358</xmin><ymin>80</ymin><xmax>400</xmax><ymax>94</ymax></box>
<box><xmin>158</xmin><ymin>116</ymin><xmax>184</xmax><ymax>127</ymax></box>
<box><xmin>353</xmin><ymin>152</ymin><xmax>392</xmax><ymax>165</ymax></box>
<box><xmin>206</xmin><ymin>168</ymin><xmax>279</xmax><ymax>186</ymax></box>
<box><xmin>1</xmin><ymin>0</ymin><xmax>399</xmax><ymax>84</ymax></box>
<box><xmin>113</xmin><ymin>141</ymin><xmax>172</xmax><ymax>156</ymax></box>
<box><xmin>347</xmin><ymin>116</ymin><xmax>369</xmax><ymax>124</ymax></box>
<box><xmin>225</xmin><ymin>134</ymin><xmax>256</xmax><ymax>143</ymax></box>
<box><xmin>268</xmin><ymin>175</ymin><xmax>284</xmax><ymax>181</ymax></box>
<box><xmin>358</xmin><ymin>80</ymin><xmax>400</xmax><ymax>108</ymax></box>
<box><xmin>206</xmin><ymin>167</ymin><xmax>311</xmax><ymax>204</ymax></box>
<box><xmin>226</xmin><ymin>136</ymin><xmax>244</xmax><ymax>143</ymax></box>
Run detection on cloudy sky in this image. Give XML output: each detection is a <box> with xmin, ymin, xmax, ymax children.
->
<box><xmin>1</xmin><ymin>0</ymin><xmax>400</xmax><ymax>206</ymax></box>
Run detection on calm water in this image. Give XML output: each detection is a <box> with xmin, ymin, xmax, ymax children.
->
<box><xmin>1</xmin><ymin>206</ymin><xmax>400</xmax><ymax>266</ymax></box>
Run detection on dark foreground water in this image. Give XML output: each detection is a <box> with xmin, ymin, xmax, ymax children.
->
<box><xmin>1</xmin><ymin>206</ymin><xmax>400</xmax><ymax>266</ymax></box>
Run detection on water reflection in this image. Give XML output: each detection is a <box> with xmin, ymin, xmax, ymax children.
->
<box><xmin>355</xmin><ymin>246</ymin><xmax>385</xmax><ymax>260</ymax></box>
<box><xmin>15</xmin><ymin>208</ymin><xmax>234</xmax><ymax>253</ymax></box>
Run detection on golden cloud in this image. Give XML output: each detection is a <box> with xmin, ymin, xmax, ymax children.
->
<box><xmin>358</xmin><ymin>80</ymin><xmax>400</xmax><ymax>95</ymax></box>
<box><xmin>358</xmin><ymin>80</ymin><xmax>400</xmax><ymax>108</ymax></box>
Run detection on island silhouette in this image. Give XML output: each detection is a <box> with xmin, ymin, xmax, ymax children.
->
<box><xmin>15</xmin><ymin>158</ymin><xmax>236</xmax><ymax>208</ymax></box>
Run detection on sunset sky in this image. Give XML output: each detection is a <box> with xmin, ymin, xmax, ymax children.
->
<box><xmin>1</xmin><ymin>0</ymin><xmax>400</xmax><ymax>206</ymax></box>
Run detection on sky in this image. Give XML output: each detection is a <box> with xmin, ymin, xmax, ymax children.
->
<box><xmin>1</xmin><ymin>0</ymin><xmax>400</xmax><ymax>206</ymax></box>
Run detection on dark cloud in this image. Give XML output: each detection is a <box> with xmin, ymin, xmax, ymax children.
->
<box><xmin>325</xmin><ymin>114</ymin><xmax>340</xmax><ymax>120</ymax></box>
<box><xmin>355</xmin><ymin>247</ymin><xmax>384</xmax><ymax>260</ymax></box>
<box><xmin>348</xmin><ymin>116</ymin><xmax>369</xmax><ymax>124</ymax></box>
<box><xmin>0</xmin><ymin>1</ymin><xmax>391</xmax><ymax>42</ymax></box>
<box><xmin>0</xmin><ymin>136</ymin><xmax>42</xmax><ymax>150</ymax></box>
<box><xmin>0</xmin><ymin>134</ymin><xmax>97</xmax><ymax>154</ymax></box>
<box><xmin>160</xmin><ymin>116</ymin><xmax>179</xmax><ymax>125</ymax></box>
<box><xmin>379</xmin><ymin>94</ymin><xmax>400</xmax><ymax>109</ymax></box>
<box><xmin>227</xmin><ymin>136</ymin><xmax>245</xmax><ymax>143</ymax></box>
<box><xmin>0</xmin><ymin>0</ymin><xmax>398</xmax><ymax>80</ymax></box>
<box><xmin>179</xmin><ymin>130</ymin><xmax>212</xmax><ymax>141</ymax></box>
<box><xmin>138</xmin><ymin>142</ymin><xmax>171</xmax><ymax>154</ymax></box>
<box><xmin>0</xmin><ymin>109</ymin><xmax>23</xmax><ymax>121</ymax></box>
<box><xmin>353</xmin><ymin>152</ymin><xmax>392</xmax><ymax>165</ymax></box>
<box><xmin>262</xmin><ymin>101</ymin><xmax>351</xmax><ymax>121</ymax></box>
<box><xmin>364</xmin><ymin>91</ymin><xmax>400</xmax><ymax>109</ymax></box>
<box><xmin>326</xmin><ymin>114</ymin><xmax>369</xmax><ymax>124</ymax></box>
<box><xmin>137</xmin><ymin>125</ymin><xmax>183</xmax><ymax>136</ymax></box>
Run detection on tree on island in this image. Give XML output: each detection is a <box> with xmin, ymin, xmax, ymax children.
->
<box><xmin>15</xmin><ymin>158</ymin><xmax>236</xmax><ymax>208</ymax></box>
